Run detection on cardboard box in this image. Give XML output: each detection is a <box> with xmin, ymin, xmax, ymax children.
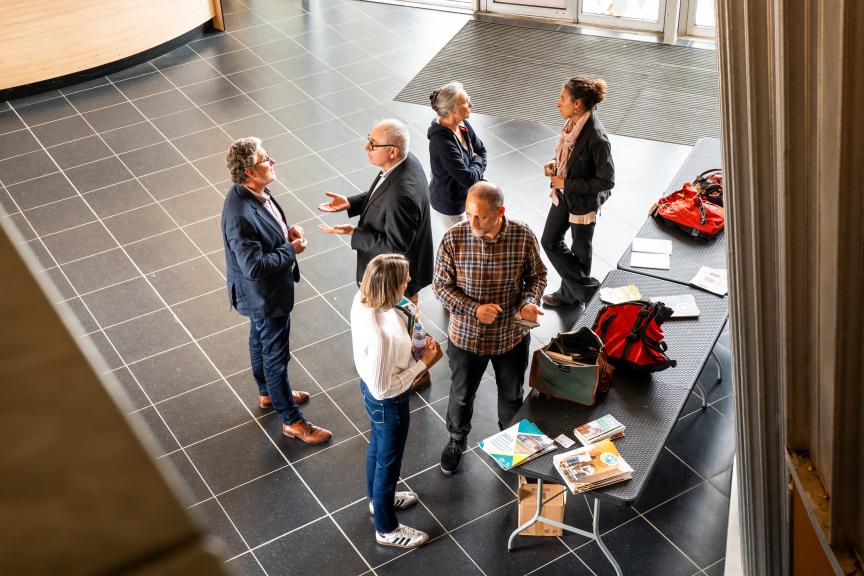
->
<box><xmin>517</xmin><ymin>475</ymin><xmax>567</xmax><ymax>536</ymax></box>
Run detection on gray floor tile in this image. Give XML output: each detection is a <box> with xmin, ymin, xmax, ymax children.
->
<box><xmin>128</xmin><ymin>342</ymin><xmax>221</xmax><ymax>403</ymax></box>
<box><xmin>65</xmin><ymin>156</ymin><xmax>133</xmax><ymax>193</ymax></box>
<box><xmin>151</xmin><ymin>107</ymin><xmax>218</xmax><ymax>140</ymax></box>
<box><xmin>101</xmin><ymin>122</ymin><xmax>166</xmax><ymax>154</ymax></box>
<box><xmin>65</xmin><ymin>84</ymin><xmax>127</xmax><ymax>113</ymax></box>
<box><xmin>104</xmin><ymin>307</ymin><xmax>191</xmax><ymax>364</ymax></box>
<box><xmin>103</xmin><ymin>203</ymin><xmax>177</xmax><ymax>244</ymax></box>
<box><xmin>125</xmin><ymin>229</ymin><xmax>202</xmax><ymax>273</ymax></box>
<box><xmin>25</xmin><ymin>196</ymin><xmax>96</xmax><ymax>236</ymax></box>
<box><xmin>133</xmin><ymin>90</ymin><xmax>197</xmax><ymax>119</ymax></box>
<box><xmin>29</xmin><ymin>116</ymin><xmax>94</xmax><ymax>147</ymax></box>
<box><xmin>83</xmin><ymin>179</ymin><xmax>153</xmax><ymax>218</ymax></box>
<box><xmin>119</xmin><ymin>141</ymin><xmax>186</xmax><ymax>176</ymax></box>
<box><xmin>47</xmin><ymin>134</ymin><xmax>113</xmax><ymax>169</ymax></box>
<box><xmin>41</xmin><ymin>221</ymin><xmax>117</xmax><ymax>264</ymax></box>
<box><xmin>0</xmin><ymin>150</ymin><xmax>57</xmax><ymax>186</ymax></box>
<box><xmin>82</xmin><ymin>276</ymin><xmax>164</xmax><ymax>327</ymax></box>
<box><xmin>84</xmin><ymin>102</ymin><xmax>146</xmax><ymax>132</ymax></box>
<box><xmin>61</xmin><ymin>247</ymin><xmax>141</xmax><ymax>294</ymax></box>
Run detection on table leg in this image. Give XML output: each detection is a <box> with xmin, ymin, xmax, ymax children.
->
<box><xmin>710</xmin><ymin>349</ymin><xmax>723</xmax><ymax>385</ymax></box>
<box><xmin>694</xmin><ymin>381</ymin><xmax>708</xmax><ymax>410</ymax></box>
<box><xmin>592</xmin><ymin>497</ymin><xmax>623</xmax><ymax>576</ymax></box>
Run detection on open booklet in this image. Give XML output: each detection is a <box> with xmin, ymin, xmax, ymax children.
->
<box><xmin>479</xmin><ymin>419</ymin><xmax>557</xmax><ymax>471</ymax></box>
<box><xmin>552</xmin><ymin>439</ymin><xmax>633</xmax><ymax>494</ymax></box>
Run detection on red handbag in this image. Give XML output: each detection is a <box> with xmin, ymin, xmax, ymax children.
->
<box><xmin>650</xmin><ymin>182</ymin><xmax>724</xmax><ymax>240</ymax></box>
<box><xmin>592</xmin><ymin>301</ymin><xmax>677</xmax><ymax>372</ymax></box>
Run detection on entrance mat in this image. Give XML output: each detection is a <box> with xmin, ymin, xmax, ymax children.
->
<box><xmin>395</xmin><ymin>20</ymin><xmax>719</xmax><ymax>145</ymax></box>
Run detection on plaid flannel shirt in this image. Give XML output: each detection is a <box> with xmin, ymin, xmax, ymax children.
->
<box><xmin>433</xmin><ymin>217</ymin><xmax>547</xmax><ymax>356</ymax></box>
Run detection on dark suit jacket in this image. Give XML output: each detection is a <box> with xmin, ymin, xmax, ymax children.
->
<box><xmin>561</xmin><ymin>113</ymin><xmax>615</xmax><ymax>216</ymax></box>
<box><xmin>347</xmin><ymin>152</ymin><xmax>434</xmax><ymax>297</ymax></box>
<box><xmin>222</xmin><ymin>183</ymin><xmax>300</xmax><ymax>319</ymax></box>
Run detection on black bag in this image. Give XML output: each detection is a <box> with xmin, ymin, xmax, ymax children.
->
<box><xmin>693</xmin><ymin>169</ymin><xmax>723</xmax><ymax>206</ymax></box>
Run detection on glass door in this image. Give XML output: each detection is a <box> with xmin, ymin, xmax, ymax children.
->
<box><xmin>578</xmin><ymin>0</ymin><xmax>667</xmax><ymax>32</ymax></box>
<box><xmin>481</xmin><ymin>0</ymin><xmax>573</xmax><ymax>22</ymax></box>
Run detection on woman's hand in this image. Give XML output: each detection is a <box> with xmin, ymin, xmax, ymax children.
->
<box><xmin>420</xmin><ymin>339</ymin><xmax>439</xmax><ymax>365</ymax></box>
<box><xmin>543</xmin><ymin>160</ymin><xmax>556</xmax><ymax>177</ymax></box>
<box><xmin>550</xmin><ymin>175</ymin><xmax>564</xmax><ymax>189</ymax></box>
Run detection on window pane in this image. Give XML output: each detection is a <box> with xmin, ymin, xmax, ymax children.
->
<box><xmin>694</xmin><ymin>0</ymin><xmax>715</xmax><ymax>28</ymax></box>
<box><xmin>496</xmin><ymin>0</ymin><xmax>566</xmax><ymax>9</ymax></box>
<box><xmin>581</xmin><ymin>0</ymin><xmax>661</xmax><ymax>22</ymax></box>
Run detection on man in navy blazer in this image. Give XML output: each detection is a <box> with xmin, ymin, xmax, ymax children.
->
<box><xmin>222</xmin><ymin>137</ymin><xmax>332</xmax><ymax>445</ymax></box>
<box><xmin>317</xmin><ymin>119</ymin><xmax>434</xmax><ymax>302</ymax></box>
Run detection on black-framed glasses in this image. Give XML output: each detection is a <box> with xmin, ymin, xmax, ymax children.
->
<box><xmin>367</xmin><ymin>136</ymin><xmax>397</xmax><ymax>150</ymax></box>
<box><xmin>255</xmin><ymin>156</ymin><xmax>275</xmax><ymax>165</ymax></box>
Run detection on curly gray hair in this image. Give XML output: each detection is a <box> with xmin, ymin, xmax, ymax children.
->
<box><xmin>226</xmin><ymin>137</ymin><xmax>262</xmax><ymax>184</ymax></box>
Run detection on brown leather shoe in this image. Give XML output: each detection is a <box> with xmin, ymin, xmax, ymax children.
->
<box><xmin>282</xmin><ymin>420</ymin><xmax>332</xmax><ymax>445</ymax></box>
<box><xmin>258</xmin><ymin>391</ymin><xmax>310</xmax><ymax>410</ymax></box>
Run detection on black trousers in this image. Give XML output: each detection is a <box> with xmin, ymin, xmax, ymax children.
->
<box><xmin>445</xmin><ymin>335</ymin><xmax>531</xmax><ymax>444</ymax></box>
<box><xmin>540</xmin><ymin>200</ymin><xmax>597</xmax><ymax>305</ymax></box>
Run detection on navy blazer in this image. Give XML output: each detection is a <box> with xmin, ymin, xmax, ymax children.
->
<box><xmin>347</xmin><ymin>152</ymin><xmax>434</xmax><ymax>297</ymax></box>
<box><xmin>427</xmin><ymin>119</ymin><xmax>487</xmax><ymax>215</ymax></box>
<box><xmin>222</xmin><ymin>183</ymin><xmax>300</xmax><ymax>319</ymax></box>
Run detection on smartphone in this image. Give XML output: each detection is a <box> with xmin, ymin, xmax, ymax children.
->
<box><xmin>514</xmin><ymin>318</ymin><xmax>540</xmax><ymax>329</ymax></box>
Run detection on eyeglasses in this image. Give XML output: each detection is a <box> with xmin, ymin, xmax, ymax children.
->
<box><xmin>255</xmin><ymin>156</ymin><xmax>275</xmax><ymax>165</ymax></box>
<box><xmin>367</xmin><ymin>136</ymin><xmax>397</xmax><ymax>150</ymax></box>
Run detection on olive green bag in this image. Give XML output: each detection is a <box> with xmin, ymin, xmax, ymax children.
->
<box><xmin>528</xmin><ymin>327</ymin><xmax>614</xmax><ymax>406</ymax></box>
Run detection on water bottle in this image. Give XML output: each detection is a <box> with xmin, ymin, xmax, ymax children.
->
<box><xmin>412</xmin><ymin>322</ymin><xmax>426</xmax><ymax>361</ymax></box>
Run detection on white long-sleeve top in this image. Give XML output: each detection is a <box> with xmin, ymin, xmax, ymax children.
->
<box><xmin>351</xmin><ymin>291</ymin><xmax>427</xmax><ymax>400</ymax></box>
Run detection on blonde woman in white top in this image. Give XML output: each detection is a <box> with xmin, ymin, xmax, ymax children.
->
<box><xmin>351</xmin><ymin>254</ymin><xmax>439</xmax><ymax>548</ymax></box>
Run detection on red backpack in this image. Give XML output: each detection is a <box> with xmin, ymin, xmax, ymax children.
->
<box><xmin>592</xmin><ymin>301</ymin><xmax>677</xmax><ymax>372</ymax></box>
<box><xmin>650</xmin><ymin>182</ymin><xmax>724</xmax><ymax>240</ymax></box>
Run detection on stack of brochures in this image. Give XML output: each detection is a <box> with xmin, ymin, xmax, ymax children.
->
<box><xmin>630</xmin><ymin>237</ymin><xmax>672</xmax><ymax>270</ymax></box>
<box><xmin>552</xmin><ymin>439</ymin><xmax>633</xmax><ymax>494</ymax></box>
<box><xmin>573</xmin><ymin>414</ymin><xmax>626</xmax><ymax>446</ymax></box>
<box><xmin>479</xmin><ymin>419</ymin><xmax>557</xmax><ymax>471</ymax></box>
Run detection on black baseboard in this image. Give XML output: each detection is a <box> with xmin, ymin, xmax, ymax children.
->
<box><xmin>0</xmin><ymin>21</ymin><xmax>215</xmax><ymax>103</ymax></box>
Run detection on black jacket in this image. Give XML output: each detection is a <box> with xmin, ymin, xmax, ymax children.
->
<box><xmin>347</xmin><ymin>152</ymin><xmax>434</xmax><ymax>297</ymax></box>
<box><xmin>222</xmin><ymin>184</ymin><xmax>300</xmax><ymax>319</ymax></box>
<box><xmin>427</xmin><ymin>119</ymin><xmax>487</xmax><ymax>215</ymax></box>
<box><xmin>560</xmin><ymin>113</ymin><xmax>615</xmax><ymax>215</ymax></box>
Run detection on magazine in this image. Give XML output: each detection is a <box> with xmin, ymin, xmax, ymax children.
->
<box><xmin>599</xmin><ymin>284</ymin><xmax>642</xmax><ymax>305</ymax></box>
<box><xmin>648</xmin><ymin>294</ymin><xmax>701</xmax><ymax>318</ymax></box>
<box><xmin>479</xmin><ymin>419</ymin><xmax>557</xmax><ymax>471</ymax></box>
<box><xmin>689</xmin><ymin>266</ymin><xmax>728</xmax><ymax>296</ymax></box>
<box><xmin>573</xmin><ymin>414</ymin><xmax>625</xmax><ymax>446</ymax></box>
<box><xmin>552</xmin><ymin>439</ymin><xmax>633</xmax><ymax>494</ymax></box>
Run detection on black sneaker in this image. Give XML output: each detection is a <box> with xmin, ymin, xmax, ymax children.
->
<box><xmin>440</xmin><ymin>439</ymin><xmax>464</xmax><ymax>476</ymax></box>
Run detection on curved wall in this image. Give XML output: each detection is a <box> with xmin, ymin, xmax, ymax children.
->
<box><xmin>0</xmin><ymin>0</ymin><xmax>220</xmax><ymax>91</ymax></box>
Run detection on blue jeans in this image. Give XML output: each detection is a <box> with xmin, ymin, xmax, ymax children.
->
<box><xmin>361</xmin><ymin>380</ymin><xmax>411</xmax><ymax>534</ymax></box>
<box><xmin>249</xmin><ymin>315</ymin><xmax>302</xmax><ymax>425</ymax></box>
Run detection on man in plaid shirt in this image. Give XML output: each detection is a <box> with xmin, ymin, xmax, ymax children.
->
<box><xmin>433</xmin><ymin>181</ymin><xmax>547</xmax><ymax>475</ymax></box>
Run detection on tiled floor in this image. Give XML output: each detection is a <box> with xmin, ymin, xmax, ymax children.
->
<box><xmin>0</xmin><ymin>1</ymin><xmax>734</xmax><ymax>574</ymax></box>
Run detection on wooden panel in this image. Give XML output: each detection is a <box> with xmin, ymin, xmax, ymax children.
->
<box><xmin>0</xmin><ymin>0</ymin><xmax>217</xmax><ymax>90</ymax></box>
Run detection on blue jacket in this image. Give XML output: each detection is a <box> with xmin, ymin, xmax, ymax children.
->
<box><xmin>221</xmin><ymin>183</ymin><xmax>300</xmax><ymax>319</ymax></box>
<box><xmin>427</xmin><ymin>119</ymin><xmax>487</xmax><ymax>215</ymax></box>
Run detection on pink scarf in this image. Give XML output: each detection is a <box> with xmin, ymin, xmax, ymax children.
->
<box><xmin>555</xmin><ymin>111</ymin><xmax>590</xmax><ymax>181</ymax></box>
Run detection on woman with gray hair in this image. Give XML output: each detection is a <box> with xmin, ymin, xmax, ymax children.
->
<box><xmin>427</xmin><ymin>81</ymin><xmax>487</xmax><ymax>231</ymax></box>
<box><xmin>351</xmin><ymin>254</ymin><xmax>440</xmax><ymax>549</ymax></box>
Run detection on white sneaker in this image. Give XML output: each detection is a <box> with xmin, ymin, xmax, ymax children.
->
<box><xmin>376</xmin><ymin>523</ymin><xmax>429</xmax><ymax>549</ymax></box>
<box><xmin>368</xmin><ymin>491</ymin><xmax>419</xmax><ymax>515</ymax></box>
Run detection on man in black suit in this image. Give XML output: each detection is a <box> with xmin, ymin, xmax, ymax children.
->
<box><xmin>317</xmin><ymin>119</ymin><xmax>434</xmax><ymax>303</ymax></box>
<box><xmin>222</xmin><ymin>137</ymin><xmax>331</xmax><ymax>445</ymax></box>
